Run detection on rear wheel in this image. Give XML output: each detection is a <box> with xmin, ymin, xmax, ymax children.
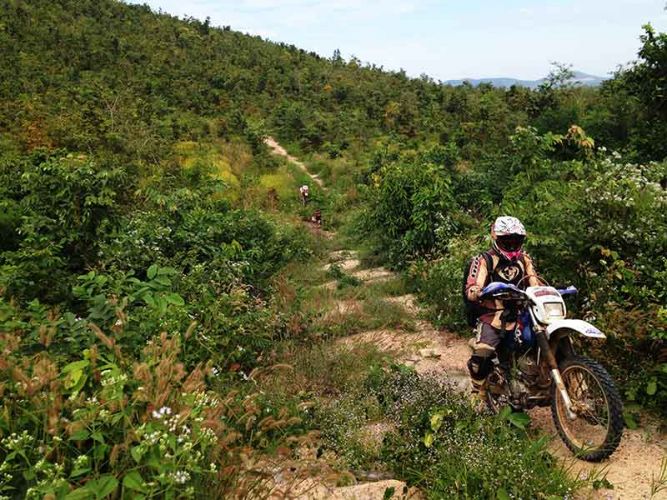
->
<box><xmin>551</xmin><ymin>356</ymin><xmax>623</xmax><ymax>461</ymax></box>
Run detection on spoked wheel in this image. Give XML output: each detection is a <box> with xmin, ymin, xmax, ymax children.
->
<box><xmin>551</xmin><ymin>356</ymin><xmax>623</xmax><ymax>461</ymax></box>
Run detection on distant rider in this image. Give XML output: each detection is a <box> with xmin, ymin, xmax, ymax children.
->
<box><xmin>465</xmin><ymin>216</ymin><xmax>541</xmax><ymax>401</ymax></box>
<box><xmin>311</xmin><ymin>208</ymin><xmax>322</xmax><ymax>226</ymax></box>
<box><xmin>299</xmin><ymin>184</ymin><xmax>310</xmax><ymax>206</ymax></box>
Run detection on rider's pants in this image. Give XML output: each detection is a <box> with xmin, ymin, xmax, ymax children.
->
<box><xmin>473</xmin><ymin>322</ymin><xmax>507</xmax><ymax>353</ymax></box>
<box><xmin>467</xmin><ymin>322</ymin><xmax>511</xmax><ymax>386</ymax></box>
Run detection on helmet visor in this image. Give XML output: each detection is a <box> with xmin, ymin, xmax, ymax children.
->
<box><xmin>497</xmin><ymin>235</ymin><xmax>525</xmax><ymax>252</ymax></box>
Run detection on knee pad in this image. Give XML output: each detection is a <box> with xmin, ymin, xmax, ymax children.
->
<box><xmin>467</xmin><ymin>354</ymin><xmax>494</xmax><ymax>381</ymax></box>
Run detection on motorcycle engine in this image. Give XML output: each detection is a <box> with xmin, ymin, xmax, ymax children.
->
<box><xmin>508</xmin><ymin>357</ymin><xmax>538</xmax><ymax>407</ymax></box>
<box><xmin>517</xmin><ymin>354</ymin><xmax>540</xmax><ymax>383</ymax></box>
<box><xmin>509</xmin><ymin>378</ymin><xmax>528</xmax><ymax>399</ymax></box>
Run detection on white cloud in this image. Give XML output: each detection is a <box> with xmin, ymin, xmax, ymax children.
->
<box><xmin>237</xmin><ymin>0</ymin><xmax>417</xmax><ymax>13</ymax></box>
<box><xmin>238</xmin><ymin>0</ymin><xmax>313</xmax><ymax>9</ymax></box>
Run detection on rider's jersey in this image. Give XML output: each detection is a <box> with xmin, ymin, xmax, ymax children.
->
<box><xmin>465</xmin><ymin>249</ymin><xmax>540</xmax><ymax>330</ymax></box>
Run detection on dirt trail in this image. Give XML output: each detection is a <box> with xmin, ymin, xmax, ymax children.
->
<box><xmin>264</xmin><ymin>141</ymin><xmax>666</xmax><ymax>500</ymax></box>
<box><xmin>264</xmin><ymin>137</ymin><xmax>325</xmax><ymax>188</ymax></box>
<box><xmin>531</xmin><ymin>408</ymin><xmax>666</xmax><ymax>500</ymax></box>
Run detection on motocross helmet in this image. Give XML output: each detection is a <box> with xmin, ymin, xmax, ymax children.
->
<box><xmin>491</xmin><ymin>216</ymin><xmax>526</xmax><ymax>262</ymax></box>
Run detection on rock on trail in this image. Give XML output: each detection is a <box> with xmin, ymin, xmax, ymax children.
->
<box><xmin>279</xmin><ymin>478</ymin><xmax>421</xmax><ymax>500</ymax></box>
<box><xmin>338</xmin><ymin>329</ymin><xmax>431</xmax><ymax>354</ymax></box>
<box><xmin>329</xmin><ymin>250</ymin><xmax>359</xmax><ymax>262</ymax></box>
<box><xmin>351</xmin><ymin>267</ymin><xmax>393</xmax><ymax>283</ymax></box>
<box><xmin>323</xmin><ymin>259</ymin><xmax>360</xmax><ymax>272</ymax></box>
<box><xmin>385</xmin><ymin>295</ymin><xmax>420</xmax><ymax>316</ymax></box>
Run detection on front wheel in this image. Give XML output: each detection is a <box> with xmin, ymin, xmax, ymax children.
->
<box><xmin>551</xmin><ymin>356</ymin><xmax>623</xmax><ymax>461</ymax></box>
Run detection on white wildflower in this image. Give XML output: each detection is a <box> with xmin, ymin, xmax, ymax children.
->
<box><xmin>152</xmin><ymin>406</ymin><xmax>172</xmax><ymax>419</ymax></box>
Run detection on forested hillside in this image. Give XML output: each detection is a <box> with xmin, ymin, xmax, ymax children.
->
<box><xmin>0</xmin><ymin>0</ymin><xmax>665</xmax><ymax>498</ymax></box>
<box><xmin>2</xmin><ymin>0</ymin><xmax>666</xmax><ymax>161</ymax></box>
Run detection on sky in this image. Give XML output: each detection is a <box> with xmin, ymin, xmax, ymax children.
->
<box><xmin>125</xmin><ymin>0</ymin><xmax>667</xmax><ymax>81</ymax></box>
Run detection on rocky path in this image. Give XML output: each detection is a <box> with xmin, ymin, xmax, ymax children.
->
<box><xmin>327</xmin><ymin>252</ymin><xmax>473</xmax><ymax>392</ymax></box>
<box><xmin>273</xmin><ymin>250</ymin><xmax>447</xmax><ymax>499</ymax></box>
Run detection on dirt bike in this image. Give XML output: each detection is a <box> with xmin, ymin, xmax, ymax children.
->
<box><xmin>478</xmin><ymin>281</ymin><xmax>624</xmax><ymax>461</ymax></box>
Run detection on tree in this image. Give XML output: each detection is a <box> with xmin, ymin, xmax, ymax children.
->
<box><xmin>619</xmin><ymin>24</ymin><xmax>667</xmax><ymax>160</ymax></box>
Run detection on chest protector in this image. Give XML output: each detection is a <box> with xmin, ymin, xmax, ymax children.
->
<box><xmin>489</xmin><ymin>255</ymin><xmax>527</xmax><ymax>288</ymax></box>
<box><xmin>489</xmin><ymin>254</ymin><xmax>528</xmax><ymax>326</ymax></box>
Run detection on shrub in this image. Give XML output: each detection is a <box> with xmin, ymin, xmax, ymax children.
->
<box><xmin>314</xmin><ymin>396</ymin><xmax>383</xmax><ymax>470</ymax></box>
<box><xmin>361</xmin><ymin>146</ymin><xmax>461</xmax><ymax>266</ymax></box>
<box><xmin>411</xmin><ymin>127</ymin><xmax>666</xmax><ymax>414</ymax></box>
<box><xmin>0</xmin><ymin>152</ymin><xmax>129</xmax><ymax>303</ymax></box>
<box><xmin>373</xmin><ymin>368</ymin><xmax>576</xmax><ymax>499</ymax></box>
<box><xmin>0</xmin><ymin>284</ymin><xmax>308</xmax><ymax>498</ymax></box>
<box><xmin>0</xmin><ymin>326</ymin><xmax>233</xmax><ymax>498</ymax></box>
<box><xmin>408</xmin><ymin>234</ymin><xmax>486</xmax><ymax>330</ymax></box>
<box><xmin>502</xmin><ymin>146</ymin><xmax>666</xmax><ymax>413</ymax></box>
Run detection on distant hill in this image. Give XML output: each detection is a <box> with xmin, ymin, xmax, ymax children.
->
<box><xmin>445</xmin><ymin>71</ymin><xmax>607</xmax><ymax>88</ymax></box>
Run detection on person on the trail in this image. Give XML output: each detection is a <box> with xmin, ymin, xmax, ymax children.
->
<box><xmin>465</xmin><ymin>216</ymin><xmax>540</xmax><ymax>401</ymax></box>
<box><xmin>311</xmin><ymin>208</ymin><xmax>322</xmax><ymax>226</ymax></box>
<box><xmin>299</xmin><ymin>184</ymin><xmax>310</xmax><ymax>206</ymax></box>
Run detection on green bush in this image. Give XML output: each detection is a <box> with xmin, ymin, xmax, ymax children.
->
<box><xmin>0</xmin><ymin>139</ymin><xmax>317</xmax><ymax>496</ymax></box>
<box><xmin>361</xmin><ymin>146</ymin><xmax>461</xmax><ymax>266</ymax></box>
<box><xmin>0</xmin><ymin>152</ymin><xmax>129</xmax><ymax>303</ymax></box>
<box><xmin>373</xmin><ymin>368</ymin><xmax>576</xmax><ymax>499</ymax></box>
<box><xmin>0</xmin><ymin>327</ymin><xmax>303</xmax><ymax>499</ymax></box>
<box><xmin>501</xmin><ymin>134</ymin><xmax>666</xmax><ymax>413</ymax></box>
<box><xmin>0</xmin><ymin>267</ymin><xmax>309</xmax><ymax>498</ymax></box>
<box><xmin>409</xmin><ymin>234</ymin><xmax>486</xmax><ymax>330</ymax></box>
<box><xmin>315</xmin><ymin>396</ymin><xmax>383</xmax><ymax>470</ymax></box>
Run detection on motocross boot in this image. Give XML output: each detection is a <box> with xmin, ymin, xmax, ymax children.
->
<box><xmin>470</xmin><ymin>378</ymin><xmax>490</xmax><ymax>413</ymax></box>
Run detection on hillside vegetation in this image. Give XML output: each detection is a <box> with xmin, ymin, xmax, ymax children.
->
<box><xmin>0</xmin><ymin>0</ymin><xmax>665</xmax><ymax>498</ymax></box>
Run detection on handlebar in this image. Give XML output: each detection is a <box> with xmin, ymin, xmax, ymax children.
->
<box><xmin>480</xmin><ymin>282</ymin><xmax>526</xmax><ymax>301</ymax></box>
<box><xmin>480</xmin><ymin>282</ymin><xmax>579</xmax><ymax>300</ymax></box>
<box><xmin>557</xmin><ymin>286</ymin><xmax>578</xmax><ymax>296</ymax></box>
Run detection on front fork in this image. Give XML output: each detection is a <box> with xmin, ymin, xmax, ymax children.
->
<box><xmin>535</xmin><ymin>330</ymin><xmax>577</xmax><ymax>420</ymax></box>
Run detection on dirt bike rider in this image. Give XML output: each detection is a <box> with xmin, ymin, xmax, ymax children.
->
<box><xmin>299</xmin><ymin>184</ymin><xmax>310</xmax><ymax>205</ymax></box>
<box><xmin>465</xmin><ymin>216</ymin><xmax>541</xmax><ymax>401</ymax></box>
<box><xmin>311</xmin><ymin>208</ymin><xmax>322</xmax><ymax>226</ymax></box>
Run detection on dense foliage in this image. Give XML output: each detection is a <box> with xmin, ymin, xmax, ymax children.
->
<box><xmin>309</xmin><ymin>364</ymin><xmax>576</xmax><ymax>498</ymax></box>
<box><xmin>375</xmin><ymin>369</ymin><xmax>575</xmax><ymax>499</ymax></box>
<box><xmin>398</xmin><ymin>128</ymin><xmax>666</xmax><ymax>413</ymax></box>
<box><xmin>0</xmin><ymin>146</ymin><xmax>315</xmax><ymax>496</ymax></box>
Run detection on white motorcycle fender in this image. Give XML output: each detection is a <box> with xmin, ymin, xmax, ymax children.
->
<box><xmin>546</xmin><ymin>319</ymin><xmax>606</xmax><ymax>339</ymax></box>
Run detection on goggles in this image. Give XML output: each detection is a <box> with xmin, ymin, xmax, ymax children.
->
<box><xmin>497</xmin><ymin>235</ymin><xmax>525</xmax><ymax>252</ymax></box>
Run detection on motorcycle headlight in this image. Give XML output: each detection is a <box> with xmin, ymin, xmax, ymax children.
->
<box><xmin>544</xmin><ymin>302</ymin><xmax>565</xmax><ymax>319</ymax></box>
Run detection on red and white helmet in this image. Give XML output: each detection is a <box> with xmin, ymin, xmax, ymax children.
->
<box><xmin>491</xmin><ymin>216</ymin><xmax>526</xmax><ymax>261</ymax></box>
